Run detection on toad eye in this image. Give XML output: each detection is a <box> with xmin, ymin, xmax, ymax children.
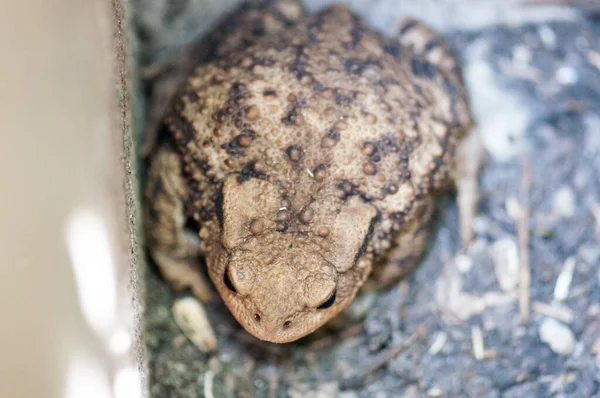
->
<box><xmin>223</xmin><ymin>268</ymin><xmax>237</xmax><ymax>293</ymax></box>
<box><xmin>317</xmin><ymin>289</ymin><xmax>336</xmax><ymax>310</ymax></box>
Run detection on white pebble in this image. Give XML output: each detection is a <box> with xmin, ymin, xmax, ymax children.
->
<box><xmin>539</xmin><ymin>318</ymin><xmax>575</xmax><ymax>355</ymax></box>
<box><xmin>538</xmin><ymin>25</ymin><xmax>556</xmax><ymax>49</ymax></box>
<box><xmin>556</xmin><ymin>66</ymin><xmax>579</xmax><ymax>85</ymax></box>
<box><xmin>512</xmin><ymin>44</ymin><xmax>532</xmax><ymax>67</ymax></box>
<box><xmin>554</xmin><ymin>257</ymin><xmax>576</xmax><ymax>302</ymax></box>
<box><xmin>455</xmin><ymin>253</ymin><xmax>473</xmax><ymax>274</ymax></box>
<box><xmin>505</xmin><ymin>196</ymin><xmax>522</xmax><ymax>221</ymax></box>
<box><xmin>172</xmin><ymin>296</ymin><xmax>217</xmax><ymax>353</ymax></box>
<box><xmin>552</xmin><ymin>186</ymin><xmax>575</xmax><ymax>218</ymax></box>
<box><xmin>491</xmin><ymin>238</ymin><xmax>520</xmax><ymax>292</ymax></box>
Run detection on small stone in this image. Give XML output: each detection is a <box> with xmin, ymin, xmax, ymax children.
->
<box><xmin>552</xmin><ymin>186</ymin><xmax>575</xmax><ymax>218</ymax></box>
<box><xmin>491</xmin><ymin>238</ymin><xmax>520</xmax><ymax>292</ymax></box>
<box><xmin>539</xmin><ymin>318</ymin><xmax>575</xmax><ymax>355</ymax></box>
<box><xmin>556</xmin><ymin>66</ymin><xmax>578</xmax><ymax>85</ymax></box>
<box><xmin>553</xmin><ymin>257</ymin><xmax>576</xmax><ymax>301</ymax></box>
<box><xmin>512</xmin><ymin>44</ymin><xmax>531</xmax><ymax>67</ymax></box>
<box><xmin>505</xmin><ymin>196</ymin><xmax>521</xmax><ymax>221</ymax></box>
<box><xmin>172</xmin><ymin>297</ymin><xmax>217</xmax><ymax>353</ymax></box>
<box><xmin>455</xmin><ymin>253</ymin><xmax>473</xmax><ymax>274</ymax></box>
<box><xmin>538</xmin><ymin>25</ymin><xmax>556</xmax><ymax>49</ymax></box>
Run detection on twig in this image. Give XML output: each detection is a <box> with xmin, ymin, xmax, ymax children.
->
<box><xmin>471</xmin><ymin>325</ymin><xmax>484</xmax><ymax>360</ymax></box>
<box><xmin>532</xmin><ymin>301</ymin><xmax>574</xmax><ymax>323</ymax></box>
<box><xmin>361</xmin><ymin>324</ymin><xmax>425</xmax><ymax>376</ymax></box>
<box><xmin>518</xmin><ymin>158</ymin><xmax>532</xmax><ymax>324</ymax></box>
<box><xmin>267</xmin><ymin>367</ymin><xmax>279</xmax><ymax>398</ymax></box>
<box><xmin>203</xmin><ymin>370</ymin><xmax>215</xmax><ymax>398</ymax></box>
<box><xmin>428</xmin><ymin>332</ymin><xmax>448</xmax><ymax>355</ymax></box>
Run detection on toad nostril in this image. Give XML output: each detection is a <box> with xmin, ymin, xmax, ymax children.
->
<box><xmin>283</xmin><ymin>320</ymin><xmax>291</xmax><ymax>329</ymax></box>
<box><xmin>254</xmin><ymin>313</ymin><xmax>261</xmax><ymax>322</ymax></box>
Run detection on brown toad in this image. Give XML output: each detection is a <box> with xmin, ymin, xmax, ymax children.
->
<box><xmin>144</xmin><ymin>0</ymin><xmax>480</xmax><ymax>344</ymax></box>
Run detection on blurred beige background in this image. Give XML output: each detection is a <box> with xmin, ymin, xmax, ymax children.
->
<box><xmin>0</xmin><ymin>1</ymin><xmax>142</xmax><ymax>397</ymax></box>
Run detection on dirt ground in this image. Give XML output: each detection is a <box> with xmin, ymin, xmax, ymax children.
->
<box><xmin>131</xmin><ymin>1</ymin><xmax>600</xmax><ymax>396</ymax></box>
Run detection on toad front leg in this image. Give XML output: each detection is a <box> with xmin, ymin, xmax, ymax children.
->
<box><xmin>144</xmin><ymin>144</ymin><xmax>214</xmax><ymax>302</ymax></box>
<box><xmin>366</xmin><ymin>199</ymin><xmax>435</xmax><ymax>290</ymax></box>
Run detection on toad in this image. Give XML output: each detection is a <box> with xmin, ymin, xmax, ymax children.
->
<box><xmin>144</xmin><ymin>0</ymin><xmax>482</xmax><ymax>344</ymax></box>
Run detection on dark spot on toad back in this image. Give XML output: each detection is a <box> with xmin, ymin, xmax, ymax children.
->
<box><xmin>353</xmin><ymin>213</ymin><xmax>378</xmax><ymax>264</ymax></box>
<box><xmin>424</xmin><ymin>39</ymin><xmax>442</xmax><ymax>52</ymax></box>
<box><xmin>383</xmin><ymin>42</ymin><xmax>401</xmax><ymax>58</ymax></box>
<box><xmin>214</xmin><ymin>185</ymin><xmax>224</xmax><ymax>230</ymax></box>
<box><xmin>286</xmin><ymin>145</ymin><xmax>303</xmax><ymax>162</ymax></box>
<box><xmin>282</xmin><ymin>107</ymin><xmax>298</xmax><ymax>125</ymax></box>
<box><xmin>333</xmin><ymin>89</ymin><xmax>357</xmax><ymax>105</ymax></box>
<box><xmin>398</xmin><ymin>20</ymin><xmax>418</xmax><ymax>35</ymax></box>
<box><xmin>237</xmin><ymin>160</ymin><xmax>265</xmax><ymax>184</ymax></box>
<box><xmin>346</xmin><ymin>16</ymin><xmax>364</xmax><ymax>49</ymax></box>
<box><xmin>251</xmin><ymin>20</ymin><xmax>266</xmax><ymax>37</ymax></box>
<box><xmin>222</xmin><ymin>129</ymin><xmax>256</xmax><ymax>156</ymax></box>
<box><xmin>327</xmin><ymin>129</ymin><xmax>340</xmax><ymax>141</ymax></box>
<box><xmin>411</xmin><ymin>58</ymin><xmax>436</xmax><ymax>78</ymax></box>
<box><xmin>344</xmin><ymin>58</ymin><xmax>365</xmax><ymax>75</ymax></box>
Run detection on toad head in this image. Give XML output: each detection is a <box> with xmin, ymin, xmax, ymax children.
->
<box><xmin>205</xmin><ymin>175</ymin><xmax>377</xmax><ymax>343</ymax></box>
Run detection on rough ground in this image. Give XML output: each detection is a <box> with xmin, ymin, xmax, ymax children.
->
<box><xmin>132</xmin><ymin>1</ymin><xmax>600</xmax><ymax>396</ymax></box>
